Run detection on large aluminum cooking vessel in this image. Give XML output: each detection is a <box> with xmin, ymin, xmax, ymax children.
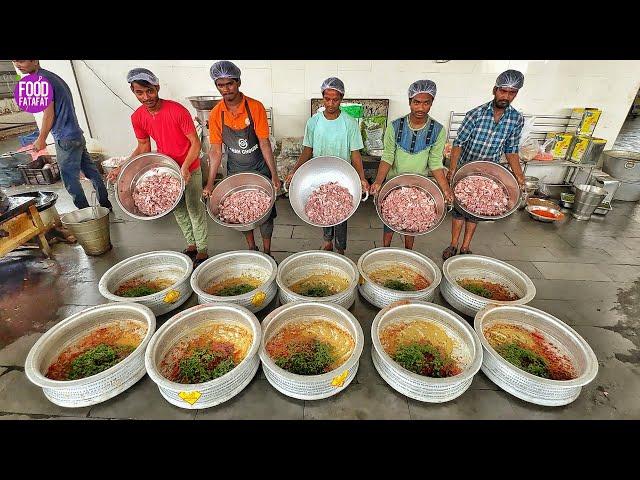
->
<box><xmin>191</xmin><ymin>250</ymin><xmax>277</xmax><ymax>313</ymax></box>
<box><xmin>115</xmin><ymin>152</ymin><xmax>185</xmax><ymax>221</ymax></box>
<box><xmin>286</xmin><ymin>155</ymin><xmax>368</xmax><ymax>227</ymax></box>
<box><xmin>99</xmin><ymin>251</ymin><xmax>193</xmax><ymax>316</ymax></box>
<box><xmin>613</xmin><ymin>179</ymin><xmax>640</xmax><ymax>202</ymax></box>
<box><xmin>475</xmin><ymin>304</ymin><xmax>598</xmax><ymax>406</ymax></box>
<box><xmin>145</xmin><ymin>303</ymin><xmax>261</xmax><ymax>409</ymax></box>
<box><xmin>375</xmin><ymin>173</ymin><xmax>448</xmax><ymax>235</ymax></box>
<box><xmin>602</xmin><ymin>150</ymin><xmax>640</xmax><ymax>182</ymax></box>
<box><xmin>371</xmin><ymin>300</ymin><xmax>482</xmax><ymax>403</ymax></box>
<box><xmin>441</xmin><ymin>255</ymin><xmax>536</xmax><ymax>317</ymax></box>
<box><xmin>452</xmin><ymin>161</ymin><xmax>522</xmax><ymax>221</ymax></box>
<box><xmin>276</xmin><ymin>250</ymin><xmax>358</xmax><ymax>309</ymax></box>
<box><xmin>357</xmin><ymin>247</ymin><xmax>441</xmax><ymax>309</ymax></box>
<box><xmin>259</xmin><ymin>301</ymin><xmax>364</xmax><ymax>400</ymax></box>
<box><xmin>25</xmin><ymin>303</ymin><xmax>156</xmax><ymax>408</ymax></box>
<box><xmin>203</xmin><ymin>172</ymin><xmax>276</xmax><ymax>232</ymax></box>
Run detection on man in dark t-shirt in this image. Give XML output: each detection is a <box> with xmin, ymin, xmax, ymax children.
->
<box><xmin>12</xmin><ymin>60</ymin><xmax>111</xmax><ymax>211</ymax></box>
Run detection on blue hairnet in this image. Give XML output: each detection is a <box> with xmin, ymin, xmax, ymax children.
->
<box><xmin>496</xmin><ymin>69</ymin><xmax>524</xmax><ymax>90</ymax></box>
<box><xmin>408</xmin><ymin>79</ymin><xmax>437</xmax><ymax>98</ymax></box>
<box><xmin>126</xmin><ymin>68</ymin><xmax>159</xmax><ymax>85</ymax></box>
<box><xmin>321</xmin><ymin>77</ymin><xmax>345</xmax><ymax>96</ymax></box>
<box><xmin>210</xmin><ymin>61</ymin><xmax>241</xmax><ymax>81</ymax></box>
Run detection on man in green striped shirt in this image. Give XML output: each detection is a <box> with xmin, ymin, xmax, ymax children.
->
<box><xmin>371</xmin><ymin>80</ymin><xmax>453</xmax><ymax>249</ymax></box>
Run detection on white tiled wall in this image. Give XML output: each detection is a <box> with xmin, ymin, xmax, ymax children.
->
<box><xmin>37</xmin><ymin>60</ymin><xmax>640</xmax><ymax>157</ymax></box>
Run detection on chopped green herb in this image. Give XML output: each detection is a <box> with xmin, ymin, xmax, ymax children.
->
<box><xmin>68</xmin><ymin>344</ymin><xmax>135</xmax><ymax>380</ymax></box>
<box><xmin>495</xmin><ymin>342</ymin><xmax>549</xmax><ymax>378</ymax></box>
<box><xmin>383</xmin><ymin>279</ymin><xmax>416</xmax><ymax>291</ymax></box>
<box><xmin>275</xmin><ymin>340</ymin><xmax>335</xmax><ymax>375</ymax></box>
<box><xmin>177</xmin><ymin>348</ymin><xmax>236</xmax><ymax>383</ymax></box>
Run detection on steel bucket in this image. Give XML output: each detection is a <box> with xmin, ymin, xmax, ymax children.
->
<box><xmin>571</xmin><ymin>184</ymin><xmax>607</xmax><ymax>220</ymax></box>
<box><xmin>61</xmin><ymin>206</ymin><xmax>111</xmax><ymax>255</ymax></box>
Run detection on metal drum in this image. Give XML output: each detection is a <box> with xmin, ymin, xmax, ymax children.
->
<box><xmin>441</xmin><ymin>255</ymin><xmax>536</xmax><ymax>317</ymax></box>
<box><xmin>452</xmin><ymin>161</ymin><xmax>522</xmax><ymax>221</ymax></box>
<box><xmin>371</xmin><ymin>300</ymin><xmax>483</xmax><ymax>403</ymax></box>
<box><xmin>286</xmin><ymin>155</ymin><xmax>368</xmax><ymax>227</ymax></box>
<box><xmin>375</xmin><ymin>174</ymin><xmax>448</xmax><ymax>235</ymax></box>
<box><xmin>145</xmin><ymin>303</ymin><xmax>261</xmax><ymax>409</ymax></box>
<box><xmin>475</xmin><ymin>304</ymin><xmax>598</xmax><ymax>406</ymax></box>
<box><xmin>203</xmin><ymin>172</ymin><xmax>276</xmax><ymax>232</ymax></box>
<box><xmin>24</xmin><ymin>303</ymin><xmax>156</xmax><ymax>408</ymax></box>
<box><xmin>115</xmin><ymin>152</ymin><xmax>185</xmax><ymax>220</ymax></box>
<box><xmin>571</xmin><ymin>184</ymin><xmax>607</xmax><ymax>220</ymax></box>
<box><xmin>357</xmin><ymin>247</ymin><xmax>441</xmax><ymax>309</ymax></box>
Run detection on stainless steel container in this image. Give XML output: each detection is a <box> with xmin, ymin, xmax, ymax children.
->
<box><xmin>474</xmin><ymin>304</ymin><xmax>598</xmax><ymax>406</ymax></box>
<box><xmin>613</xmin><ymin>179</ymin><xmax>640</xmax><ymax>202</ymax></box>
<box><xmin>602</xmin><ymin>150</ymin><xmax>640</xmax><ymax>182</ymax></box>
<box><xmin>60</xmin><ymin>206</ymin><xmax>112</xmax><ymax>256</ymax></box>
<box><xmin>371</xmin><ymin>300</ymin><xmax>482</xmax><ymax>403</ymax></box>
<box><xmin>571</xmin><ymin>184</ymin><xmax>607</xmax><ymax>220</ymax></box>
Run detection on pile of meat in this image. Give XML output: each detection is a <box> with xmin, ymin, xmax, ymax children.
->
<box><xmin>218</xmin><ymin>190</ymin><xmax>271</xmax><ymax>224</ymax></box>
<box><xmin>454</xmin><ymin>175</ymin><xmax>509</xmax><ymax>216</ymax></box>
<box><xmin>381</xmin><ymin>186</ymin><xmax>437</xmax><ymax>233</ymax></box>
<box><xmin>132</xmin><ymin>172</ymin><xmax>182</xmax><ymax>216</ymax></box>
<box><xmin>304</xmin><ymin>182</ymin><xmax>354</xmax><ymax>225</ymax></box>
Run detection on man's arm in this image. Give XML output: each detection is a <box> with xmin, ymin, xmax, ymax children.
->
<box><xmin>179</xmin><ymin>131</ymin><xmax>201</xmax><ymax>183</ymax></box>
<box><xmin>505</xmin><ymin>153</ymin><xmax>525</xmax><ymax>186</ymax></box>
<box><xmin>350</xmin><ymin>149</ymin><xmax>369</xmax><ymax>193</ymax></box>
<box><xmin>33</xmin><ymin>101</ymin><xmax>55</xmax><ymax>152</ymax></box>
<box><xmin>203</xmin><ymin>143</ymin><xmax>223</xmax><ymax>196</ymax></box>
<box><xmin>258</xmin><ymin>137</ymin><xmax>281</xmax><ymax>190</ymax></box>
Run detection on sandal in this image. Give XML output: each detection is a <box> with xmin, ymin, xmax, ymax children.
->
<box><xmin>193</xmin><ymin>255</ymin><xmax>209</xmax><ymax>269</ymax></box>
<box><xmin>182</xmin><ymin>248</ymin><xmax>197</xmax><ymax>260</ymax></box>
<box><xmin>442</xmin><ymin>245</ymin><xmax>458</xmax><ymax>260</ymax></box>
<box><xmin>459</xmin><ymin>248</ymin><xmax>473</xmax><ymax>255</ymax></box>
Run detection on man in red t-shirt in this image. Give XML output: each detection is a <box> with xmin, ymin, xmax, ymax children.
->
<box><xmin>108</xmin><ymin>68</ymin><xmax>209</xmax><ymax>267</ymax></box>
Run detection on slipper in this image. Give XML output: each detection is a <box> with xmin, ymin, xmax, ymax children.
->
<box><xmin>442</xmin><ymin>245</ymin><xmax>458</xmax><ymax>260</ymax></box>
<box><xmin>193</xmin><ymin>255</ymin><xmax>209</xmax><ymax>269</ymax></box>
<box><xmin>459</xmin><ymin>248</ymin><xmax>473</xmax><ymax>255</ymax></box>
<box><xmin>182</xmin><ymin>248</ymin><xmax>197</xmax><ymax>260</ymax></box>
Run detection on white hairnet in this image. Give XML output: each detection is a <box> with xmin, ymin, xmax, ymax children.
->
<box><xmin>321</xmin><ymin>77</ymin><xmax>345</xmax><ymax>96</ymax></box>
<box><xmin>210</xmin><ymin>60</ymin><xmax>241</xmax><ymax>81</ymax></box>
<box><xmin>408</xmin><ymin>79</ymin><xmax>437</xmax><ymax>99</ymax></box>
<box><xmin>495</xmin><ymin>69</ymin><xmax>524</xmax><ymax>90</ymax></box>
<box><xmin>126</xmin><ymin>68</ymin><xmax>159</xmax><ymax>86</ymax></box>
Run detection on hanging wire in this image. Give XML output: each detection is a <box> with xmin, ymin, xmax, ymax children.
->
<box><xmin>78</xmin><ymin>60</ymin><xmax>137</xmax><ymax>111</ymax></box>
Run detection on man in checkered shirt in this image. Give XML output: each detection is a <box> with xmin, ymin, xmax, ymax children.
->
<box><xmin>442</xmin><ymin>70</ymin><xmax>527</xmax><ymax>260</ymax></box>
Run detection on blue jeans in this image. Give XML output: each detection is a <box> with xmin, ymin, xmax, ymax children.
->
<box><xmin>323</xmin><ymin>220</ymin><xmax>347</xmax><ymax>251</ymax></box>
<box><xmin>55</xmin><ymin>136</ymin><xmax>111</xmax><ymax>210</ymax></box>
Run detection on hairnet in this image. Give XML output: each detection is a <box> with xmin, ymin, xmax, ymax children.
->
<box><xmin>321</xmin><ymin>77</ymin><xmax>345</xmax><ymax>96</ymax></box>
<box><xmin>495</xmin><ymin>69</ymin><xmax>524</xmax><ymax>90</ymax></box>
<box><xmin>408</xmin><ymin>79</ymin><xmax>437</xmax><ymax>98</ymax></box>
<box><xmin>210</xmin><ymin>60</ymin><xmax>241</xmax><ymax>81</ymax></box>
<box><xmin>126</xmin><ymin>68</ymin><xmax>159</xmax><ymax>85</ymax></box>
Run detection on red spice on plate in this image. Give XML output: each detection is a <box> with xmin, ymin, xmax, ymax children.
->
<box><xmin>530</xmin><ymin>209</ymin><xmax>559</xmax><ymax>219</ymax></box>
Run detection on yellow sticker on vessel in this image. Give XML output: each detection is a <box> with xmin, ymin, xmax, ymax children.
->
<box><xmin>163</xmin><ymin>290</ymin><xmax>181</xmax><ymax>304</ymax></box>
<box><xmin>331</xmin><ymin>370</ymin><xmax>349</xmax><ymax>387</ymax></box>
<box><xmin>251</xmin><ymin>291</ymin><xmax>267</xmax><ymax>307</ymax></box>
<box><xmin>178</xmin><ymin>391</ymin><xmax>201</xmax><ymax>405</ymax></box>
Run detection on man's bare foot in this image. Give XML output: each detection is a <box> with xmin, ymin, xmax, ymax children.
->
<box><xmin>322</xmin><ymin>241</ymin><xmax>333</xmax><ymax>251</ymax></box>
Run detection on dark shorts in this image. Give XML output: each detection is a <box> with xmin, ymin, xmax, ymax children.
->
<box><xmin>451</xmin><ymin>207</ymin><xmax>479</xmax><ymax>224</ymax></box>
<box><xmin>383</xmin><ymin>224</ymin><xmax>416</xmax><ymax>236</ymax></box>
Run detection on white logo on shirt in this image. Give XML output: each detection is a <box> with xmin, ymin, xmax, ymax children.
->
<box><xmin>238</xmin><ymin>138</ymin><xmax>248</xmax><ymax>149</ymax></box>
<box><xmin>245</xmin><ymin>118</ymin><xmax>250</xmax><ymax>126</ymax></box>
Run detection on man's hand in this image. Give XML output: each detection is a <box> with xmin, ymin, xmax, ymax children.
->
<box><xmin>33</xmin><ymin>138</ymin><xmax>46</xmax><ymax>152</ymax></box>
<box><xmin>272</xmin><ymin>176</ymin><xmax>282</xmax><ymax>192</ymax></box>
<box><xmin>443</xmin><ymin>187</ymin><xmax>454</xmax><ymax>204</ymax></box>
<box><xmin>370</xmin><ymin>182</ymin><xmax>382</xmax><ymax>196</ymax></box>
<box><xmin>446</xmin><ymin>168</ymin><xmax>455</xmax><ymax>184</ymax></box>
<box><xmin>516</xmin><ymin>173</ymin><xmax>526</xmax><ymax>188</ymax></box>
<box><xmin>361</xmin><ymin>179</ymin><xmax>370</xmax><ymax>194</ymax></box>
<box><xmin>181</xmin><ymin>165</ymin><xmax>191</xmax><ymax>184</ymax></box>
<box><xmin>284</xmin><ymin>172</ymin><xmax>294</xmax><ymax>187</ymax></box>
<box><xmin>106</xmin><ymin>166</ymin><xmax>121</xmax><ymax>183</ymax></box>
<box><xmin>202</xmin><ymin>183</ymin><xmax>213</xmax><ymax>199</ymax></box>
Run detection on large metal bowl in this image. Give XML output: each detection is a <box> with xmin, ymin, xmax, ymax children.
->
<box><xmin>375</xmin><ymin>174</ymin><xmax>448</xmax><ymax>235</ymax></box>
<box><xmin>526</xmin><ymin>204</ymin><xmax>565</xmax><ymax>223</ymax></box>
<box><xmin>25</xmin><ymin>303</ymin><xmax>156</xmax><ymax>408</ymax></box>
<box><xmin>276</xmin><ymin>250</ymin><xmax>358</xmax><ymax>309</ymax></box>
<box><xmin>357</xmin><ymin>247</ymin><xmax>442</xmax><ymax>309</ymax></box>
<box><xmin>187</xmin><ymin>95</ymin><xmax>223</xmax><ymax>111</ymax></box>
<box><xmin>191</xmin><ymin>250</ymin><xmax>278</xmax><ymax>313</ymax></box>
<box><xmin>452</xmin><ymin>161</ymin><xmax>521</xmax><ymax>221</ymax></box>
<box><xmin>115</xmin><ymin>152</ymin><xmax>185</xmax><ymax>221</ymax></box>
<box><xmin>287</xmin><ymin>155</ymin><xmax>368</xmax><ymax>227</ymax></box>
<box><xmin>474</xmin><ymin>304</ymin><xmax>598</xmax><ymax>406</ymax></box>
<box><xmin>371</xmin><ymin>300</ymin><xmax>483</xmax><ymax>403</ymax></box>
<box><xmin>145</xmin><ymin>303</ymin><xmax>261</xmax><ymax>409</ymax></box>
<box><xmin>98</xmin><ymin>251</ymin><xmax>193</xmax><ymax>316</ymax></box>
<box><xmin>259</xmin><ymin>301</ymin><xmax>364</xmax><ymax>400</ymax></box>
<box><xmin>441</xmin><ymin>255</ymin><xmax>536</xmax><ymax>317</ymax></box>
<box><xmin>204</xmin><ymin>172</ymin><xmax>275</xmax><ymax>232</ymax></box>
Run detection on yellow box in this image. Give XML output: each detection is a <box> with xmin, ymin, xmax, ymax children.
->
<box><xmin>546</xmin><ymin>132</ymin><xmax>574</xmax><ymax>159</ymax></box>
<box><xmin>568</xmin><ymin>135</ymin><xmax>592</xmax><ymax>163</ymax></box>
<box><xmin>570</xmin><ymin>107</ymin><xmax>602</xmax><ymax>135</ymax></box>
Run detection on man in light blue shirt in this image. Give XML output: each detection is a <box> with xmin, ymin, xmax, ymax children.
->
<box><xmin>286</xmin><ymin>77</ymin><xmax>369</xmax><ymax>254</ymax></box>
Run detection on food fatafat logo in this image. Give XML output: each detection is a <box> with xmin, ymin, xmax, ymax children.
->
<box><xmin>14</xmin><ymin>74</ymin><xmax>52</xmax><ymax>114</ymax></box>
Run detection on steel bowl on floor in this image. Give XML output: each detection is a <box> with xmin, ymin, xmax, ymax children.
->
<box><xmin>371</xmin><ymin>300</ymin><xmax>482</xmax><ymax>403</ymax></box>
<box><xmin>115</xmin><ymin>152</ymin><xmax>185</xmax><ymax>220</ymax></box>
<box><xmin>24</xmin><ymin>303</ymin><xmax>156</xmax><ymax>408</ymax></box>
<box><xmin>440</xmin><ymin>254</ymin><xmax>536</xmax><ymax>317</ymax></box>
<box><xmin>474</xmin><ymin>304</ymin><xmax>598</xmax><ymax>406</ymax></box>
<box><xmin>526</xmin><ymin>204</ymin><xmax>565</xmax><ymax>223</ymax></box>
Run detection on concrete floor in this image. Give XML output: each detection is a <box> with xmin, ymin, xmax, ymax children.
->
<box><xmin>1</xmin><ymin>174</ymin><xmax>639</xmax><ymax>421</ymax></box>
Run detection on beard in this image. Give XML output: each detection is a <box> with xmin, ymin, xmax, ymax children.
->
<box><xmin>494</xmin><ymin>99</ymin><xmax>510</xmax><ymax>109</ymax></box>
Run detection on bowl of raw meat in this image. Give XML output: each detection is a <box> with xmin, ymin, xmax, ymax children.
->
<box><xmin>115</xmin><ymin>152</ymin><xmax>185</xmax><ymax>220</ymax></box>
<box><xmin>205</xmin><ymin>172</ymin><xmax>276</xmax><ymax>232</ymax></box>
<box><xmin>451</xmin><ymin>161</ymin><xmax>521</xmax><ymax>221</ymax></box>
<box><xmin>375</xmin><ymin>174</ymin><xmax>447</xmax><ymax>235</ymax></box>
<box><xmin>287</xmin><ymin>156</ymin><xmax>368</xmax><ymax>227</ymax></box>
